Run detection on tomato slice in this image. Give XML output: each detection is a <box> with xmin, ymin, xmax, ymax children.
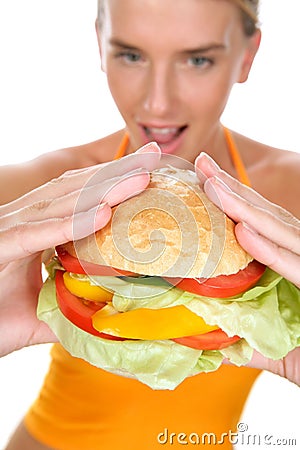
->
<box><xmin>173</xmin><ymin>329</ymin><xmax>240</xmax><ymax>350</ymax></box>
<box><xmin>56</xmin><ymin>246</ymin><xmax>136</xmax><ymax>277</ymax></box>
<box><xmin>55</xmin><ymin>271</ymin><xmax>240</xmax><ymax>349</ymax></box>
<box><xmin>55</xmin><ymin>270</ymin><xmax>124</xmax><ymax>340</ymax></box>
<box><xmin>164</xmin><ymin>260</ymin><xmax>266</xmax><ymax>298</ymax></box>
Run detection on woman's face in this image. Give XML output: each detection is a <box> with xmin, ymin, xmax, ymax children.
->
<box><xmin>98</xmin><ymin>0</ymin><xmax>260</xmax><ymax>161</ymax></box>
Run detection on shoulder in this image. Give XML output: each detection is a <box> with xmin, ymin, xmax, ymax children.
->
<box><xmin>24</xmin><ymin>128</ymin><xmax>126</xmax><ymax>177</ymax></box>
<box><xmin>79</xmin><ymin>129</ymin><xmax>128</xmax><ymax>164</ymax></box>
<box><xmin>43</xmin><ymin>128</ymin><xmax>127</xmax><ymax>169</ymax></box>
<box><xmin>232</xmin><ymin>131</ymin><xmax>300</xmax><ymax>217</ymax></box>
<box><xmin>262</xmin><ymin>149</ymin><xmax>300</xmax><ymax>217</ymax></box>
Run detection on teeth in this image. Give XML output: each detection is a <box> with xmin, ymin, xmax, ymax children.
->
<box><xmin>146</xmin><ymin>127</ymin><xmax>178</xmax><ymax>135</ymax></box>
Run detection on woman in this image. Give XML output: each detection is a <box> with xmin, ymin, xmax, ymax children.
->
<box><xmin>1</xmin><ymin>149</ymin><xmax>299</xmax><ymax>374</ymax></box>
<box><xmin>1</xmin><ymin>154</ymin><xmax>300</xmax><ymax>450</ymax></box>
<box><xmin>2</xmin><ymin>0</ymin><xmax>300</xmax><ymax>449</ymax></box>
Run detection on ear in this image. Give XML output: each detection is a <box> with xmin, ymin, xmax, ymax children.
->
<box><xmin>238</xmin><ymin>29</ymin><xmax>261</xmax><ymax>83</ymax></box>
<box><xmin>95</xmin><ymin>19</ymin><xmax>106</xmax><ymax>72</ymax></box>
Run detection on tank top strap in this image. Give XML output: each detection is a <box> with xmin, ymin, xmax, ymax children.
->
<box><xmin>223</xmin><ymin>126</ymin><xmax>251</xmax><ymax>187</ymax></box>
<box><xmin>114</xmin><ymin>129</ymin><xmax>251</xmax><ymax>187</ymax></box>
<box><xmin>113</xmin><ymin>132</ymin><xmax>130</xmax><ymax>160</ymax></box>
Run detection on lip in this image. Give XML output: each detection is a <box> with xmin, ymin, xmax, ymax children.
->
<box><xmin>138</xmin><ymin>123</ymin><xmax>188</xmax><ymax>155</ymax></box>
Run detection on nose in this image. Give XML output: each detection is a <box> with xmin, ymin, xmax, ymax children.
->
<box><xmin>143</xmin><ymin>64</ymin><xmax>174</xmax><ymax>116</ymax></box>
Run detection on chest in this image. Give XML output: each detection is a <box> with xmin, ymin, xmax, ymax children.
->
<box><xmin>249</xmin><ymin>164</ymin><xmax>299</xmax><ymax>218</ymax></box>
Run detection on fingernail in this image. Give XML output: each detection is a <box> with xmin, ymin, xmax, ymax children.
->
<box><xmin>195</xmin><ymin>153</ymin><xmax>221</xmax><ymax>186</ymax></box>
<box><xmin>72</xmin><ymin>203</ymin><xmax>109</xmax><ymax>240</ymax></box>
<box><xmin>203</xmin><ymin>176</ymin><xmax>232</xmax><ymax>211</ymax></box>
<box><xmin>196</xmin><ymin>152</ymin><xmax>221</xmax><ymax>172</ymax></box>
<box><xmin>97</xmin><ymin>201</ymin><xmax>108</xmax><ymax>209</ymax></box>
<box><xmin>212</xmin><ymin>176</ymin><xmax>232</xmax><ymax>192</ymax></box>
<box><xmin>135</xmin><ymin>142</ymin><xmax>161</xmax><ymax>154</ymax></box>
<box><xmin>203</xmin><ymin>178</ymin><xmax>224</xmax><ymax>211</ymax></box>
<box><xmin>126</xmin><ymin>167</ymin><xmax>147</xmax><ymax>175</ymax></box>
<box><xmin>241</xmin><ymin>221</ymin><xmax>256</xmax><ymax>234</ymax></box>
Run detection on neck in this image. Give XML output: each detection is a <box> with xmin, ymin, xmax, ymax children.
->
<box><xmin>200</xmin><ymin>125</ymin><xmax>237</xmax><ymax>176</ymax></box>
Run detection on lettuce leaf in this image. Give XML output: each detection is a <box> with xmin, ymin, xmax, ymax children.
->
<box><xmin>37</xmin><ymin>268</ymin><xmax>300</xmax><ymax>389</ymax></box>
<box><xmin>108</xmin><ymin>269</ymin><xmax>300</xmax><ymax>359</ymax></box>
<box><xmin>38</xmin><ymin>278</ymin><xmax>250</xmax><ymax>390</ymax></box>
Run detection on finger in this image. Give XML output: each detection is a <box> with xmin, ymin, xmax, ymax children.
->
<box><xmin>196</xmin><ymin>152</ymin><xmax>297</xmax><ymax>224</ymax></box>
<box><xmin>0</xmin><ymin>203</ymin><xmax>112</xmax><ymax>264</ymax></box>
<box><xmin>0</xmin><ymin>164</ymin><xmax>107</xmax><ymax>215</ymax></box>
<box><xmin>74</xmin><ymin>168</ymin><xmax>151</xmax><ymax>213</ymax></box>
<box><xmin>204</xmin><ymin>176</ymin><xmax>300</xmax><ymax>255</ymax></box>
<box><xmin>91</xmin><ymin>142</ymin><xmax>161</xmax><ymax>184</ymax></box>
<box><xmin>102</xmin><ymin>170</ymin><xmax>150</xmax><ymax>206</ymax></box>
<box><xmin>195</xmin><ymin>151</ymin><xmax>221</xmax><ymax>185</ymax></box>
<box><xmin>247</xmin><ymin>348</ymin><xmax>300</xmax><ymax>386</ymax></box>
<box><xmin>235</xmin><ymin>222</ymin><xmax>300</xmax><ymax>288</ymax></box>
<box><xmin>77</xmin><ymin>142</ymin><xmax>161</xmax><ymax>190</ymax></box>
<box><xmin>68</xmin><ymin>143</ymin><xmax>160</xmax><ymax>208</ymax></box>
<box><xmin>1</xmin><ymin>170</ymin><xmax>150</xmax><ymax>228</ymax></box>
<box><xmin>72</xmin><ymin>141</ymin><xmax>161</xmax><ymax>181</ymax></box>
<box><xmin>1</xmin><ymin>143</ymin><xmax>161</xmax><ymax>215</ymax></box>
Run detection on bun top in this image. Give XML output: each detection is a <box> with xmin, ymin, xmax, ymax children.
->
<box><xmin>63</xmin><ymin>167</ymin><xmax>253</xmax><ymax>278</ymax></box>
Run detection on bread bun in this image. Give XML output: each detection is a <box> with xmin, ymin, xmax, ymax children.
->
<box><xmin>63</xmin><ymin>167</ymin><xmax>252</xmax><ymax>278</ymax></box>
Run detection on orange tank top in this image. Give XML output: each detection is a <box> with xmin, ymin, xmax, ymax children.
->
<box><xmin>25</xmin><ymin>130</ymin><xmax>260</xmax><ymax>450</ymax></box>
<box><xmin>115</xmin><ymin>128</ymin><xmax>251</xmax><ymax>185</ymax></box>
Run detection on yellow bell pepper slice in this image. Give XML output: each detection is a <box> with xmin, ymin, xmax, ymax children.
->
<box><xmin>63</xmin><ymin>272</ymin><xmax>113</xmax><ymax>303</ymax></box>
<box><xmin>92</xmin><ymin>305</ymin><xmax>219</xmax><ymax>340</ymax></box>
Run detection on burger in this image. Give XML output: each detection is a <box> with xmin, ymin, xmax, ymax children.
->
<box><xmin>38</xmin><ymin>167</ymin><xmax>300</xmax><ymax>390</ymax></box>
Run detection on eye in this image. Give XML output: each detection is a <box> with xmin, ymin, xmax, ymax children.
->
<box><xmin>116</xmin><ymin>51</ymin><xmax>141</xmax><ymax>63</ymax></box>
<box><xmin>188</xmin><ymin>56</ymin><xmax>212</xmax><ymax>68</ymax></box>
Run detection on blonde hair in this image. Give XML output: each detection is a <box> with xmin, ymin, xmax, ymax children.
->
<box><xmin>232</xmin><ymin>0</ymin><xmax>259</xmax><ymax>35</ymax></box>
<box><xmin>97</xmin><ymin>0</ymin><xmax>259</xmax><ymax>35</ymax></box>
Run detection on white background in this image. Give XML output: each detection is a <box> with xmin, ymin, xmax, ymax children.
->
<box><xmin>0</xmin><ymin>1</ymin><xmax>299</xmax><ymax>449</ymax></box>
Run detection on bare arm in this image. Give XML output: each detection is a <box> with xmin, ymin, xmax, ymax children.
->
<box><xmin>0</xmin><ymin>150</ymin><xmax>84</xmax><ymax>204</ymax></box>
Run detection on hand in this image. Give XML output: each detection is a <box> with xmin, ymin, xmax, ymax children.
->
<box><xmin>195</xmin><ymin>152</ymin><xmax>300</xmax><ymax>386</ymax></box>
<box><xmin>195</xmin><ymin>152</ymin><xmax>300</xmax><ymax>288</ymax></box>
<box><xmin>0</xmin><ymin>143</ymin><xmax>161</xmax><ymax>357</ymax></box>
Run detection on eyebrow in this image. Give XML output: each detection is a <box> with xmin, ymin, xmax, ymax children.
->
<box><xmin>109</xmin><ymin>38</ymin><xmax>140</xmax><ymax>50</ymax></box>
<box><xmin>109</xmin><ymin>38</ymin><xmax>226</xmax><ymax>54</ymax></box>
<box><xmin>181</xmin><ymin>44</ymin><xmax>226</xmax><ymax>54</ymax></box>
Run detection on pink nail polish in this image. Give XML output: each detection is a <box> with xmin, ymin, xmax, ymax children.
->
<box><xmin>135</xmin><ymin>142</ymin><xmax>160</xmax><ymax>154</ymax></box>
<box><xmin>196</xmin><ymin>152</ymin><xmax>220</xmax><ymax>171</ymax></box>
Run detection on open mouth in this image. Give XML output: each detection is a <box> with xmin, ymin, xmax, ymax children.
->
<box><xmin>143</xmin><ymin>125</ymin><xmax>187</xmax><ymax>144</ymax></box>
